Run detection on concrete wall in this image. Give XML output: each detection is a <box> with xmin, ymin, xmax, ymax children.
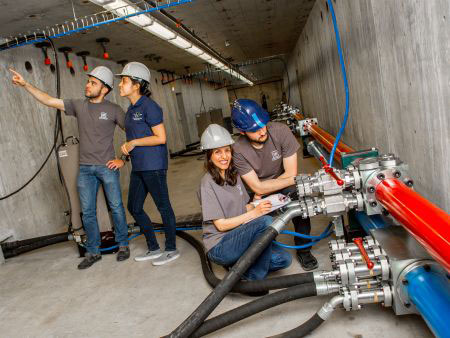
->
<box><xmin>178</xmin><ymin>80</ymin><xmax>231</xmax><ymax>144</ymax></box>
<box><xmin>0</xmin><ymin>44</ymin><xmax>230</xmax><ymax>240</ymax></box>
<box><xmin>284</xmin><ymin>0</ymin><xmax>450</xmax><ymax>212</ymax></box>
<box><xmin>228</xmin><ymin>80</ymin><xmax>284</xmax><ymax>112</ymax></box>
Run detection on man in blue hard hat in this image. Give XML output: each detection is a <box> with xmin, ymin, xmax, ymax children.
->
<box><xmin>231</xmin><ymin>99</ymin><xmax>318</xmax><ymax>271</ymax></box>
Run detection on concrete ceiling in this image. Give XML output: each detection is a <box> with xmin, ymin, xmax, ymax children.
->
<box><xmin>0</xmin><ymin>0</ymin><xmax>315</xmax><ymax>83</ymax></box>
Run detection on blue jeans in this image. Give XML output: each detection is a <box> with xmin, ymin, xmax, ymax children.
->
<box><xmin>208</xmin><ymin>216</ymin><xmax>292</xmax><ymax>280</ymax></box>
<box><xmin>127</xmin><ymin>170</ymin><xmax>177</xmax><ymax>251</ymax></box>
<box><xmin>77</xmin><ymin>165</ymin><xmax>129</xmax><ymax>255</ymax></box>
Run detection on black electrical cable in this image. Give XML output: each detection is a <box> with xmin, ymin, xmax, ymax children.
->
<box><xmin>198</xmin><ymin>79</ymin><xmax>207</xmax><ymax>113</ymax></box>
<box><xmin>238</xmin><ymin>57</ymin><xmax>290</xmax><ymax>105</ymax></box>
<box><xmin>0</xmin><ymin>35</ymin><xmax>63</xmax><ymax>201</ymax></box>
<box><xmin>275</xmin><ymin>57</ymin><xmax>290</xmax><ymax>105</ymax></box>
<box><xmin>176</xmin><ymin>230</ymin><xmax>315</xmax><ymax>294</ymax></box>
<box><xmin>233</xmin><ymin>87</ymin><xmax>238</xmax><ymax>100</ymax></box>
<box><xmin>268</xmin><ymin>313</ymin><xmax>325</xmax><ymax>338</ymax></box>
<box><xmin>191</xmin><ymin>283</ymin><xmax>318</xmax><ymax>338</ymax></box>
<box><xmin>167</xmin><ymin>227</ymin><xmax>280</xmax><ymax>338</ymax></box>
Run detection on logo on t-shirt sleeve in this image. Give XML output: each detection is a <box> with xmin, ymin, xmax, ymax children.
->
<box><xmin>271</xmin><ymin>150</ymin><xmax>281</xmax><ymax>161</ymax></box>
<box><xmin>99</xmin><ymin>112</ymin><xmax>108</xmax><ymax>120</ymax></box>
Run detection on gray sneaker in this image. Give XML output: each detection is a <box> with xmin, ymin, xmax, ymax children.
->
<box><xmin>152</xmin><ymin>250</ymin><xmax>180</xmax><ymax>266</ymax></box>
<box><xmin>134</xmin><ymin>249</ymin><xmax>163</xmax><ymax>262</ymax></box>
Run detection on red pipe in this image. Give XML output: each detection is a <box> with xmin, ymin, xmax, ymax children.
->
<box><xmin>375</xmin><ymin>178</ymin><xmax>450</xmax><ymax>272</ymax></box>
<box><xmin>308</xmin><ymin>124</ymin><xmax>354</xmax><ymax>163</ymax></box>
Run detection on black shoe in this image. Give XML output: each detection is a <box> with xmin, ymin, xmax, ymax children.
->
<box><xmin>117</xmin><ymin>246</ymin><xmax>130</xmax><ymax>261</ymax></box>
<box><xmin>78</xmin><ymin>253</ymin><xmax>102</xmax><ymax>270</ymax></box>
<box><xmin>297</xmin><ymin>251</ymin><xmax>318</xmax><ymax>271</ymax></box>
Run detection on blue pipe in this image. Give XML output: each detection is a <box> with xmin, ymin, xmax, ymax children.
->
<box><xmin>354</xmin><ymin>211</ymin><xmax>388</xmax><ymax>234</ymax></box>
<box><xmin>404</xmin><ymin>265</ymin><xmax>450</xmax><ymax>338</ymax></box>
<box><xmin>326</xmin><ymin>0</ymin><xmax>350</xmax><ymax>167</ymax></box>
<box><xmin>0</xmin><ymin>0</ymin><xmax>194</xmax><ymax>51</ymax></box>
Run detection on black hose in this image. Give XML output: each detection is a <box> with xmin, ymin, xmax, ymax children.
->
<box><xmin>2</xmin><ymin>233</ymin><xmax>69</xmax><ymax>259</ymax></box>
<box><xmin>176</xmin><ymin>230</ymin><xmax>314</xmax><ymax>293</ymax></box>
<box><xmin>191</xmin><ymin>283</ymin><xmax>318</xmax><ymax>338</ymax></box>
<box><xmin>267</xmin><ymin>313</ymin><xmax>324</xmax><ymax>338</ymax></box>
<box><xmin>168</xmin><ymin>227</ymin><xmax>279</xmax><ymax>338</ymax></box>
<box><xmin>1</xmin><ymin>232</ymin><xmax>69</xmax><ymax>251</ymax></box>
<box><xmin>0</xmin><ymin>35</ymin><xmax>63</xmax><ymax>201</ymax></box>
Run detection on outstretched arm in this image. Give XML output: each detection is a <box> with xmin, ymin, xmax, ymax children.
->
<box><xmin>9</xmin><ymin>69</ymin><xmax>64</xmax><ymax>111</ymax></box>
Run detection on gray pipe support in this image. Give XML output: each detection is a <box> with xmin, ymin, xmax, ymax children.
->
<box><xmin>307</xmin><ymin>140</ymin><xmax>329</xmax><ymax>162</ymax></box>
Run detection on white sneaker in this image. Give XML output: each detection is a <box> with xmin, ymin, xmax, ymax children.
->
<box><xmin>152</xmin><ymin>250</ymin><xmax>180</xmax><ymax>266</ymax></box>
<box><xmin>134</xmin><ymin>249</ymin><xmax>163</xmax><ymax>262</ymax></box>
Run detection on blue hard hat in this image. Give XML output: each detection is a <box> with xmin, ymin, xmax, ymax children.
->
<box><xmin>231</xmin><ymin>99</ymin><xmax>270</xmax><ymax>132</ymax></box>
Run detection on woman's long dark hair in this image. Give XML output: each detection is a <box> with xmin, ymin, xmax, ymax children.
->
<box><xmin>205</xmin><ymin>147</ymin><xmax>238</xmax><ymax>186</ymax></box>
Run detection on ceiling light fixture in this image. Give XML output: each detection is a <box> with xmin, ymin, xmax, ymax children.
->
<box><xmin>89</xmin><ymin>0</ymin><xmax>253</xmax><ymax>85</ymax></box>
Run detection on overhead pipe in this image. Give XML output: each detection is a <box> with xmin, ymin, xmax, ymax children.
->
<box><xmin>0</xmin><ymin>1</ymin><xmax>193</xmax><ymax>51</ymax></box>
<box><xmin>375</xmin><ymin>178</ymin><xmax>450</xmax><ymax>272</ymax></box>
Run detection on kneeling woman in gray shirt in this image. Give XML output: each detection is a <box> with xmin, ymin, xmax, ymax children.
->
<box><xmin>198</xmin><ymin>124</ymin><xmax>292</xmax><ymax>280</ymax></box>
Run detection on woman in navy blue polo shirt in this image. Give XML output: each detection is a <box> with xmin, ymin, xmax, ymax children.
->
<box><xmin>117</xmin><ymin>62</ymin><xmax>179</xmax><ymax>266</ymax></box>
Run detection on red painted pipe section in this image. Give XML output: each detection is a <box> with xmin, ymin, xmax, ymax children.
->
<box><xmin>375</xmin><ymin>178</ymin><xmax>450</xmax><ymax>272</ymax></box>
<box><xmin>308</xmin><ymin>124</ymin><xmax>354</xmax><ymax>163</ymax></box>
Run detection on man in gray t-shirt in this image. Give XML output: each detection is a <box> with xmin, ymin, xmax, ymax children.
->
<box><xmin>10</xmin><ymin>66</ymin><xmax>130</xmax><ymax>269</ymax></box>
<box><xmin>231</xmin><ymin>99</ymin><xmax>318</xmax><ymax>271</ymax></box>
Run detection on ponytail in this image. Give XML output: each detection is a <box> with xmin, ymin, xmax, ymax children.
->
<box><xmin>130</xmin><ymin>77</ymin><xmax>151</xmax><ymax>97</ymax></box>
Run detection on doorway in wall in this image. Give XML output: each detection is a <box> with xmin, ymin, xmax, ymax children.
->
<box><xmin>175</xmin><ymin>92</ymin><xmax>192</xmax><ymax>146</ymax></box>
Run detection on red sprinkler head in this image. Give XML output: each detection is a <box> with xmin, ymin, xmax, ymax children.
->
<box><xmin>58</xmin><ymin>46</ymin><xmax>73</xmax><ymax>69</ymax></box>
<box><xmin>97</xmin><ymin>38</ymin><xmax>110</xmax><ymax>60</ymax></box>
<box><xmin>35</xmin><ymin>42</ymin><xmax>52</xmax><ymax>66</ymax></box>
<box><xmin>77</xmin><ymin>51</ymin><xmax>90</xmax><ymax>72</ymax></box>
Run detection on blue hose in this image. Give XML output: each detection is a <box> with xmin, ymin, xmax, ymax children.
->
<box><xmin>326</xmin><ymin>0</ymin><xmax>350</xmax><ymax>167</ymax></box>
<box><xmin>79</xmin><ymin>226</ymin><xmax>202</xmax><ymax>253</ymax></box>
<box><xmin>280</xmin><ymin>222</ymin><xmax>332</xmax><ymax>240</ymax></box>
<box><xmin>273</xmin><ymin>223</ymin><xmax>333</xmax><ymax>250</ymax></box>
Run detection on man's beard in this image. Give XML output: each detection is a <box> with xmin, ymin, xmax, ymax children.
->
<box><xmin>85</xmin><ymin>89</ymin><xmax>102</xmax><ymax>99</ymax></box>
<box><xmin>245</xmin><ymin>134</ymin><xmax>267</xmax><ymax>145</ymax></box>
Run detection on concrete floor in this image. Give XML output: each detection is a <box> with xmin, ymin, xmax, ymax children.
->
<box><xmin>0</xmin><ymin>147</ymin><xmax>433</xmax><ymax>338</ymax></box>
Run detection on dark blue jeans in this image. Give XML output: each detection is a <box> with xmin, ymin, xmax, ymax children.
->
<box><xmin>77</xmin><ymin>165</ymin><xmax>129</xmax><ymax>255</ymax></box>
<box><xmin>127</xmin><ymin>170</ymin><xmax>177</xmax><ymax>251</ymax></box>
<box><xmin>208</xmin><ymin>216</ymin><xmax>292</xmax><ymax>280</ymax></box>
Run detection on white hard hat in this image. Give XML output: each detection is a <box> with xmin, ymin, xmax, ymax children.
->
<box><xmin>87</xmin><ymin>66</ymin><xmax>114</xmax><ymax>88</ymax></box>
<box><xmin>115</xmin><ymin>62</ymin><xmax>150</xmax><ymax>83</ymax></box>
<box><xmin>201</xmin><ymin>124</ymin><xmax>234</xmax><ymax>150</ymax></box>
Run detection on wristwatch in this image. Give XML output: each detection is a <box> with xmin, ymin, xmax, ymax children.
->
<box><xmin>120</xmin><ymin>154</ymin><xmax>130</xmax><ymax>162</ymax></box>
